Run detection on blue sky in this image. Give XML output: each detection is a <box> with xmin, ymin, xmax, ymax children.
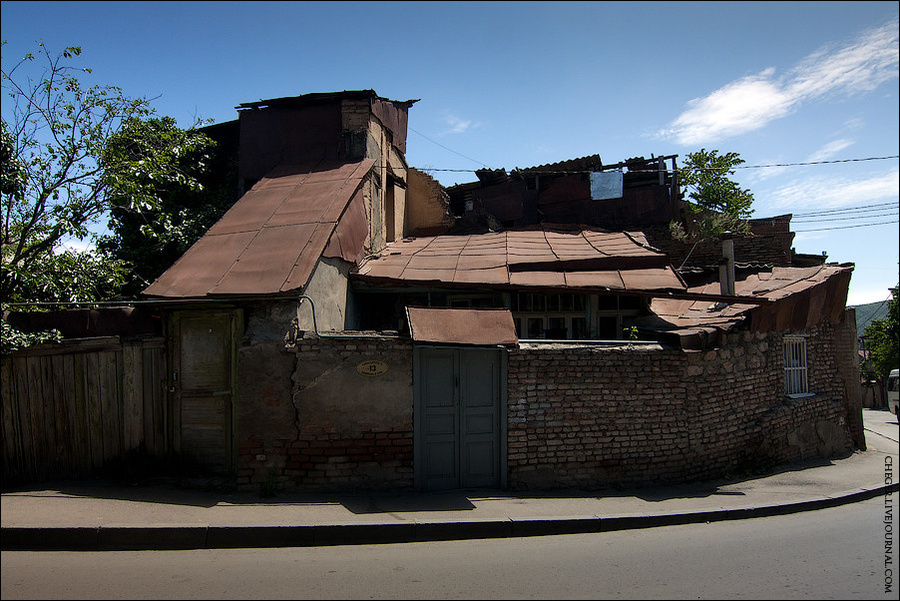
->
<box><xmin>2</xmin><ymin>1</ymin><xmax>898</xmax><ymax>305</ymax></box>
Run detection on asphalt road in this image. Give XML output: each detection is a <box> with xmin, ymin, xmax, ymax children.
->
<box><xmin>2</xmin><ymin>495</ymin><xmax>894</xmax><ymax>600</ymax></box>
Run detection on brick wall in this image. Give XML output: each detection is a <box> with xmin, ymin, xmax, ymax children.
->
<box><xmin>643</xmin><ymin>222</ymin><xmax>795</xmax><ymax>270</ymax></box>
<box><xmin>236</xmin><ymin>319</ymin><xmax>859</xmax><ymax>493</ymax></box>
<box><xmin>506</xmin><ymin>322</ymin><xmax>857</xmax><ymax>490</ymax></box>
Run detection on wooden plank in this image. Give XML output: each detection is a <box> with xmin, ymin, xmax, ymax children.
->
<box><xmin>40</xmin><ymin>354</ymin><xmax>62</xmax><ymax>479</ymax></box>
<box><xmin>85</xmin><ymin>352</ymin><xmax>105</xmax><ymax>471</ymax></box>
<box><xmin>62</xmin><ymin>353</ymin><xmax>83</xmax><ymax>478</ymax></box>
<box><xmin>143</xmin><ymin>345</ymin><xmax>165</xmax><ymax>456</ymax></box>
<box><xmin>13</xmin><ymin>356</ymin><xmax>36</xmax><ymax>481</ymax></box>
<box><xmin>1</xmin><ymin>358</ymin><xmax>23</xmax><ymax>482</ymax></box>
<box><xmin>71</xmin><ymin>352</ymin><xmax>91</xmax><ymax>477</ymax></box>
<box><xmin>142</xmin><ymin>346</ymin><xmax>155</xmax><ymax>454</ymax></box>
<box><xmin>122</xmin><ymin>341</ymin><xmax>143</xmax><ymax>452</ymax></box>
<box><xmin>154</xmin><ymin>345</ymin><xmax>170</xmax><ymax>456</ymax></box>
<box><xmin>50</xmin><ymin>353</ymin><xmax>72</xmax><ymax>479</ymax></box>
<box><xmin>25</xmin><ymin>356</ymin><xmax>50</xmax><ymax>481</ymax></box>
<box><xmin>99</xmin><ymin>350</ymin><xmax>122</xmax><ymax>465</ymax></box>
<box><xmin>60</xmin><ymin>353</ymin><xmax>79</xmax><ymax>477</ymax></box>
<box><xmin>156</xmin><ymin>346</ymin><xmax>170</xmax><ymax>456</ymax></box>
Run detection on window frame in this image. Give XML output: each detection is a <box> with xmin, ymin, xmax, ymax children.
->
<box><xmin>783</xmin><ymin>335</ymin><xmax>812</xmax><ymax>397</ymax></box>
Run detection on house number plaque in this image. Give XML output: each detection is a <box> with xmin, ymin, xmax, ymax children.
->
<box><xmin>356</xmin><ymin>360</ymin><xmax>389</xmax><ymax>377</ymax></box>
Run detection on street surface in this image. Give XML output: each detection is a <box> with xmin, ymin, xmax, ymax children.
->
<box><xmin>1</xmin><ymin>496</ymin><xmax>894</xmax><ymax>600</ymax></box>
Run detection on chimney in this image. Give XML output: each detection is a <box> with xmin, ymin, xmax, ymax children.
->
<box><xmin>719</xmin><ymin>232</ymin><xmax>736</xmax><ymax>297</ymax></box>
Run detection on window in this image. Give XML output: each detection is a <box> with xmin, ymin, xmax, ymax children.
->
<box><xmin>511</xmin><ymin>293</ymin><xmax>589</xmax><ymax>340</ymax></box>
<box><xmin>514</xmin><ymin>315</ymin><xmax>585</xmax><ymax>339</ymax></box>
<box><xmin>509</xmin><ymin>292</ymin><xmax>642</xmax><ymax>340</ymax></box>
<box><xmin>784</xmin><ymin>336</ymin><xmax>809</xmax><ymax>396</ymax></box>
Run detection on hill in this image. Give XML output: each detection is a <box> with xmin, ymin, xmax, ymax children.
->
<box><xmin>852</xmin><ymin>300</ymin><xmax>890</xmax><ymax>339</ymax></box>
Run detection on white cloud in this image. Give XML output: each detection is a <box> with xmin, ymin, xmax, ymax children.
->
<box><xmin>766</xmin><ymin>166</ymin><xmax>900</xmax><ymax>212</ymax></box>
<box><xmin>660</xmin><ymin>20</ymin><xmax>899</xmax><ymax>145</ymax></box>
<box><xmin>785</xmin><ymin>21</ymin><xmax>900</xmax><ymax>100</ymax></box>
<box><xmin>661</xmin><ymin>69</ymin><xmax>794</xmax><ymax>145</ymax></box>
<box><xmin>439</xmin><ymin>112</ymin><xmax>482</xmax><ymax>136</ymax></box>
<box><xmin>806</xmin><ymin>138</ymin><xmax>855</xmax><ymax>163</ymax></box>
<box><xmin>838</xmin><ymin>117</ymin><xmax>866</xmax><ymax>134</ymax></box>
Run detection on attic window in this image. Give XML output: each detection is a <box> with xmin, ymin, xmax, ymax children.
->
<box><xmin>784</xmin><ymin>336</ymin><xmax>809</xmax><ymax>396</ymax></box>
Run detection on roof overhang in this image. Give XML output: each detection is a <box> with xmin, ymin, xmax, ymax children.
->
<box><xmin>634</xmin><ymin>264</ymin><xmax>854</xmax><ymax>349</ymax></box>
<box><xmin>406</xmin><ymin>306</ymin><xmax>518</xmax><ymax>347</ymax></box>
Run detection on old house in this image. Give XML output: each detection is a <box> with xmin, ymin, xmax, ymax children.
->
<box><xmin>1</xmin><ymin>89</ymin><xmax>863</xmax><ymax>492</ymax></box>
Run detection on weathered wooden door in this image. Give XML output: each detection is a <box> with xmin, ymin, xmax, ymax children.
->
<box><xmin>172</xmin><ymin>309</ymin><xmax>238</xmax><ymax>474</ymax></box>
<box><xmin>414</xmin><ymin>347</ymin><xmax>506</xmax><ymax>491</ymax></box>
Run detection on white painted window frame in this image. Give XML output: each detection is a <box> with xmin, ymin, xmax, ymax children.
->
<box><xmin>783</xmin><ymin>335</ymin><xmax>811</xmax><ymax>397</ymax></box>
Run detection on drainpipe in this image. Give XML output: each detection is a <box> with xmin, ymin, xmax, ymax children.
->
<box><xmin>297</xmin><ymin>295</ymin><xmax>390</xmax><ymax>340</ymax></box>
<box><xmin>297</xmin><ymin>295</ymin><xmax>321</xmax><ymax>336</ymax></box>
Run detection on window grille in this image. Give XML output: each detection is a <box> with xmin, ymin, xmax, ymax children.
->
<box><xmin>783</xmin><ymin>336</ymin><xmax>809</xmax><ymax>396</ymax></box>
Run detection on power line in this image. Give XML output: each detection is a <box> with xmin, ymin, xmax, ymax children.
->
<box><xmin>792</xmin><ymin>209</ymin><xmax>899</xmax><ymax>223</ymax></box>
<box><xmin>791</xmin><ymin>201</ymin><xmax>898</xmax><ymax>218</ymax></box>
<box><xmin>735</xmin><ymin>156</ymin><xmax>899</xmax><ymax>170</ymax></box>
<box><xmin>793</xmin><ymin>213</ymin><xmax>898</xmax><ymax>225</ymax></box>
<box><xmin>408</xmin><ymin>127</ymin><xmax>490</xmax><ymax>169</ymax></box>
<box><xmin>412</xmin><ymin>154</ymin><xmax>900</xmax><ymax>176</ymax></box>
<box><xmin>793</xmin><ymin>219</ymin><xmax>899</xmax><ymax>232</ymax></box>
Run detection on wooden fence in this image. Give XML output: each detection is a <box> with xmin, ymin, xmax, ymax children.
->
<box><xmin>1</xmin><ymin>336</ymin><xmax>168</xmax><ymax>486</ymax></box>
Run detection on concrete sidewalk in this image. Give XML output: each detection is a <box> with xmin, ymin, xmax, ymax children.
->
<box><xmin>2</xmin><ymin>409</ymin><xmax>897</xmax><ymax>551</ymax></box>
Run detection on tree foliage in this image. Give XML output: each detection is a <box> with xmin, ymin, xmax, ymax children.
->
<box><xmin>1</xmin><ymin>41</ymin><xmax>216</xmax><ymax>303</ymax></box>
<box><xmin>98</xmin><ymin>117</ymin><xmax>237</xmax><ymax>297</ymax></box>
<box><xmin>670</xmin><ymin>148</ymin><xmax>755</xmax><ymax>243</ymax></box>
<box><xmin>862</xmin><ymin>284</ymin><xmax>899</xmax><ymax>382</ymax></box>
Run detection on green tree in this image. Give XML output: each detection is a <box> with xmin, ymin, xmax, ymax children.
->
<box><xmin>670</xmin><ymin>148</ymin><xmax>755</xmax><ymax>244</ymax></box>
<box><xmin>1</xmin><ymin>120</ymin><xmax>26</xmax><ymax>198</ymax></box>
<box><xmin>98</xmin><ymin>117</ymin><xmax>237</xmax><ymax>297</ymax></box>
<box><xmin>1</xmin><ymin>41</ymin><xmax>212</xmax><ymax>303</ymax></box>
<box><xmin>862</xmin><ymin>285</ymin><xmax>899</xmax><ymax>384</ymax></box>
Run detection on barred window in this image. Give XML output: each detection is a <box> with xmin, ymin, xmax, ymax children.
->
<box><xmin>784</xmin><ymin>336</ymin><xmax>809</xmax><ymax>396</ymax></box>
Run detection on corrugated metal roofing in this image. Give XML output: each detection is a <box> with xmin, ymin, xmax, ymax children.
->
<box><xmin>643</xmin><ymin>263</ymin><xmax>854</xmax><ymax>337</ymax></box>
<box><xmin>354</xmin><ymin>225</ymin><xmax>686</xmax><ymax>294</ymax></box>
<box><xmin>406</xmin><ymin>307</ymin><xmax>518</xmax><ymax>346</ymax></box>
<box><xmin>144</xmin><ymin>159</ymin><xmax>375</xmax><ymax>299</ymax></box>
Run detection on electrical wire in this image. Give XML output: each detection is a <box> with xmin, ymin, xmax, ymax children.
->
<box><xmin>792</xmin><ymin>210</ymin><xmax>899</xmax><ymax>223</ymax></box>
<box><xmin>735</xmin><ymin>156</ymin><xmax>900</xmax><ymax>169</ymax></box>
<box><xmin>791</xmin><ymin>201</ymin><xmax>898</xmax><ymax>218</ymax></box>
<box><xmin>793</xmin><ymin>219</ymin><xmax>899</xmax><ymax>232</ymax></box>
<box><xmin>412</xmin><ymin>155</ymin><xmax>900</xmax><ymax>176</ymax></box>
<box><xmin>790</xmin><ymin>201</ymin><xmax>898</xmax><ymax>229</ymax></box>
<box><xmin>408</xmin><ymin>127</ymin><xmax>490</xmax><ymax>169</ymax></box>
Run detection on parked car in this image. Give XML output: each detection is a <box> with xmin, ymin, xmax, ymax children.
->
<box><xmin>888</xmin><ymin>368</ymin><xmax>899</xmax><ymax>423</ymax></box>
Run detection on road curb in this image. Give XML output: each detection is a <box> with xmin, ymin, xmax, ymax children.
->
<box><xmin>3</xmin><ymin>483</ymin><xmax>896</xmax><ymax>551</ymax></box>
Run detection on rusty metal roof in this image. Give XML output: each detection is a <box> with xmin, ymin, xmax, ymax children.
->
<box><xmin>144</xmin><ymin>159</ymin><xmax>375</xmax><ymax>299</ymax></box>
<box><xmin>637</xmin><ymin>263</ymin><xmax>854</xmax><ymax>348</ymax></box>
<box><xmin>355</xmin><ymin>225</ymin><xmax>686</xmax><ymax>294</ymax></box>
<box><xmin>406</xmin><ymin>307</ymin><xmax>518</xmax><ymax>346</ymax></box>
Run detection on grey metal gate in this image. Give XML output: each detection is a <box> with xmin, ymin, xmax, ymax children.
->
<box><xmin>414</xmin><ymin>346</ymin><xmax>506</xmax><ymax>491</ymax></box>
